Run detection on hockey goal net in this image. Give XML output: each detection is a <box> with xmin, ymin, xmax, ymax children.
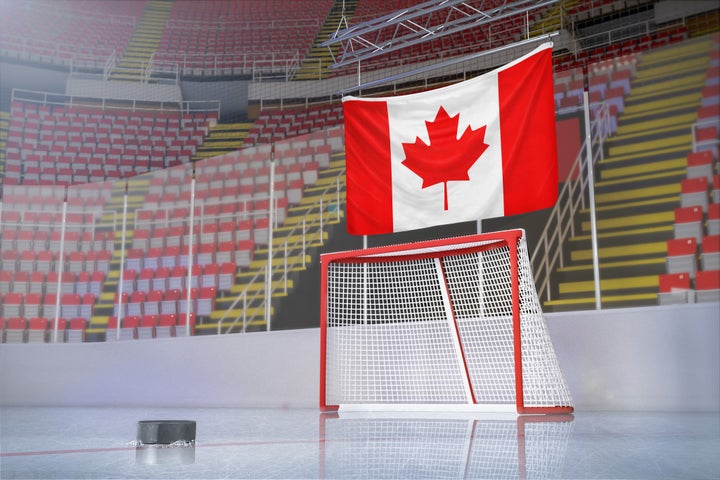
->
<box><xmin>320</xmin><ymin>229</ymin><xmax>573</xmax><ymax>414</ymax></box>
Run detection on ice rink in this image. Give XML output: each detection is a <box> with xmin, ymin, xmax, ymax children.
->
<box><xmin>1</xmin><ymin>407</ymin><xmax>718</xmax><ymax>479</ymax></box>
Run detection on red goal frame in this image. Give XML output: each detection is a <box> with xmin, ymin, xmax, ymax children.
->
<box><xmin>320</xmin><ymin>229</ymin><xmax>573</xmax><ymax>415</ymax></box>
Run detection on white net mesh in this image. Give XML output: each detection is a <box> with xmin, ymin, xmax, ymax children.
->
<box><xmin>326</xmin><ymin>259</ymin><xmax>469</xmax><ymax>404</ymax></box>
<box><xmin>322</xmin><ymin>230</ymin><xmax>573</xmax><ymax>411</ymax></box>
<box><xmin>323</xmin><ymin>418</ymin><xmax>473</xmax><ymax>479</ymax></box>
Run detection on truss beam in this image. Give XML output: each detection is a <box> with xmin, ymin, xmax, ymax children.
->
<box><xmin>321</xmin><ymin>0</ymin><xmax>560</xmax><ymax>68</ymax></box>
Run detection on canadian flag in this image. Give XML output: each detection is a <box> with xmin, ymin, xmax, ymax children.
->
<box><xmin>343</xmin><ymin>43</ymin><xmax>558</xmax><ymax>235</ymax></box>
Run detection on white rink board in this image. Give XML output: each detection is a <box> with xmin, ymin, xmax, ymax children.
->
<box><xmin>1</xmin><ymin>303</ymin><xmax>718</xmax><ymax>411</ymax></box>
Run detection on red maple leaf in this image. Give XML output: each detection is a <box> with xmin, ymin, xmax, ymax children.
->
<box><xmin>401</xmin><ymin>106</ymin><xmax>489</xmax><ymax>210</ymax></box>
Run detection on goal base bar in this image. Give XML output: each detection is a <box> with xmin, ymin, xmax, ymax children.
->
<box><xmin>326</xmin><ymin>404</ymin><xmax>573</xmax><ymax>415</ymax></box>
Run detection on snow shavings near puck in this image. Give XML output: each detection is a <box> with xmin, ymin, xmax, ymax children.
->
<box><xmin>137</xmin><ymin>420</ymin><xmax>196</xmax><ymax>445</ymax></box>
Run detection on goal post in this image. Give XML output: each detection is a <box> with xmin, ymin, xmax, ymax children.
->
<box><xmin>320</xmin><ymin>229</ymin><xmax>573</xmax><ymax>414</ymax></box>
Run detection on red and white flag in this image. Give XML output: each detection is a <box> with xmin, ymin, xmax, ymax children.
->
<box><xmin>343</xmin><ymin>43</ymin><xmax>558</xmax><ymax>235</ymax></box>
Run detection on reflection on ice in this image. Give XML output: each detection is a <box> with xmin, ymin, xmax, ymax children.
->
<box><xmin>320</xmin><ymin>412</ymin><xmax>574</xmax><ymax>479</ymax></box>
<box><xmin>1</xmin><ymin>408</ymin><xmax>717</xmax><ymax>479</ymax></box>
<box><xmin>134</xmin><ymin>443</ymin><xmax>196</xmax><ymax>466</ymax></box>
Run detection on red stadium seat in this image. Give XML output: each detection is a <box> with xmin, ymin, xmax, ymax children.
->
<box><xmin>658</xmin><ymin>272</ymin><xmax>692</xmax><ymax>305</ymax></box>
<box><xmin>708</xmin><ymin>203</ymin><xmax>720</xmax><ymax>236</ymax></box>
<box><xmin>201</xmin><ymin>263</ymin><xmax>219</xmax><ymax>289</ymax></box>
<box><xmin>27</xmin><ymin>317</ymin><xmax>48</xmax><ymax>343</ymax></box>
<box><xmin>156</xmin><ymin>314</ymin><xmax>177</xmax><ymax>338</ymax></box>
<box><xmin>120</xmin><ymin>316</ymin><xmax>140</xmax><ymax>340</ymax></box>
<box><xmin>66</xmin><ymin>318</ymin><xmax>86</xmax><ymax>343</ymax></box>
<box><xmin>680</xmin><ymin>177</ymin><xmax>709</xmax><ymax>211</ymax></box>
<box><xmin>138</xmin><ymin>315</ymin><xmax>158</xmax><ymax>339</ymax></box>
<box><xmin>701</xmin><ymin>235</ymin><xmax>720</xmax><ymax>271</ymax></box>
<box><xmin>673</xmin><ymin>206</ymin><xmax>704</xmax><ymax>243</ymax></box>
<box><xmin>694</xmin><ymin>270</ymin><xmax>720</xmax><ymax>302</ymax></box>
<box><xmin>42</xmin><ymin>293</ymin><xmax>59</xmax><ymax>319</ymax></box>
<box><xmin>214</xmin><ymin>241</ymin><xmax>235</xmax><ymax>265</ymax></box>
<box><xmin>218</xmin><ymin>263</ymin><xmax>237</xmax><ymax>292</ymax></box>
<box><xmin>144</xmin><ymin>290</ymin><xmax>164</xmax><ymax>317</ymax></box>
<box><xmin>23</xmin><ymin>292</ymin><xmax>43</xmax><ymax>318</ymax></box>
<box><xmin>161</xmin><ymin>289</ymin><xmax>182</xmax><ymax>316</ymax></box>
<box><xmin>4</xmin><ymin>317</ymin><xmax>26</xmax><ymax>343</ymax></box>
<box><xmin>136</xmin><ymin>268</ymin><xmax>155</xmax><ymax>293</ymax></box>
<box><xmin>0</xmin><ymin>271</ymin><xmax>12</xmax><ymax>293</ymax></box>
<box><xmin>686</xmin><ymin>151</ymin><xmax>714</xmax><ymax>181</ymax></box>
<box><xmin>175</xmin><ymin>313</ymin><xmax>196</xmax><ymax>336</ymax></box>
<box><xmin>10</xmin><ymin>271</ymin><xmax>30</xmax><ymax>294</ymax></box>
<box><xmin>666</xmin><ymin>237</ymin><xmax>698</xmax><ymax>279</ymax></box>
<box><xmin>235</xmin><ymin>239</ymin><xmax>254</xmax><ymax>269</ymax></box>
<box><xmin>60</xmin><ymin>293</ymin><xmax>81</xmax><ymax>319</ymax></box>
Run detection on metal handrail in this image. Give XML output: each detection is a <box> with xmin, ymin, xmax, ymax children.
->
<box><xmin>10</xmin><ymin>88</ymin><xmax>220</xmax><ymax>116</ymax></box>
<box><xmin>219</xmin><ymin>171</ymin><xmax>345</xmax><ymax>334</ymax></box>
<box><xmin>165</xmin><ymin>18</ymin><xmax>319</xmax><ymax>30</ymax></box>
<box><xmin>252</xmin><ymin>52</ymin><xmax>302</xmax><ymax>82</ymax></box>
<box><xmin>103</xmin><ymin>50</ymin><xmax>117</xmax><ymax>81</ymax></box>
<box><xmin>530</xmin><ymin>101</ymin><xmax>613</xmax><ymax>303</ymax></box>
<box><xmin>151</xmin><ymin>50</ymin><xmax>301</xmax><ymax>77</ymax></box>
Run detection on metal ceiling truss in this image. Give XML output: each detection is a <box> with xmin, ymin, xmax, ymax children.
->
<box><xmin>335</xmin><ymin>31</ymin><xmax>558</xmax><ymax>96</ymax></box>
<box><xmin>321</xmin><ymin>0</ymin><xmax>560</xmax><ymax>69</ymax></box>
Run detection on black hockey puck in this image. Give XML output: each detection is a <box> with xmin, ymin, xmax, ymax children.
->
<box><xmin>137</xmin><ymin>420</ymin><xmax>196</xmax><ymax>445</ymax></box>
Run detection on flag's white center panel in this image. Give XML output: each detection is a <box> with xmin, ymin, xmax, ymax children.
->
<box><xmin>386</xmin><ymin>75</ymin><xmax>504</xmax><ymax>227</ymax></box>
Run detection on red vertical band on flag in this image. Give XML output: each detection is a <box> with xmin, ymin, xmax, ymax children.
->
<box><xmin>343</xmin><ymin>100</ymin><xmax>394</xmax><ymax>235</ymax></box>
<box><xmin>498</xmin><ymin>47</ymin><xmax>558</xmax><ymax>216</ymax></box>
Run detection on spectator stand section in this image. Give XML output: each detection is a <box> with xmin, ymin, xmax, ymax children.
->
<box><xmin>1</xmin><ymin>121</ymin><xmax>346</xmax><ymax>343</ymax></box>
<box><xmin>0</xmin><ymin>0</ymin><xmax>144</xmax><ymax>70</ymax></box>
<box><xmin>243</xmin><ymin>103</ymin><xmax>344</xmax><ymax>146</ymax></box>
<box><xmin>553</xmin><ymin>0</ymin><xmax>690</xmax><ymax>74</ymax></box>
<box><xmin>553</xmin><ymin>50</ymin><xmax>639</xmax><ymax>135</ymax></box>
<box><xmin>0</xmin><ymin>180</ymin><xmax>115</xmax><ymax>344</ymax></box>
<box><xmin>4</xmin><ymin>91</ymin><xmax>218</xmax><ymax>187</ymax></box>
<box><xmin>660</xmin><ymin>33</ymin><xmax>720</xmax><ymax>304</ymax></box>
<box><xmin>94</xmin><ymin>125</ymin><xmax>343</xmax><ymax>340</ymax></box>
<box><xmin>152</xmin><ymin>0</ymin><xmax>334</xmax><ymax>79</ymax></box>
<box><xmin>1</xmin><ymin>88</ymin><xmax>347</xmax><ymax>343</ymax></box>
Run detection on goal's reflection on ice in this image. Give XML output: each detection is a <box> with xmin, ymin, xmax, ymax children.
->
<box><xmin>320</xmin><ymin>412</ymin><xmax>574</xmax><ymax>479</ymax></box>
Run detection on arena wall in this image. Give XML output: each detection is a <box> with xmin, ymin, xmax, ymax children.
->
<box><xmin>1</xmin><ymin>303</ymin><xmax>718</xmax><ymax>412</ymax></box>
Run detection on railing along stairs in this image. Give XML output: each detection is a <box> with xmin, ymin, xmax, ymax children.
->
<box><xmin>219</xmin><ymin>171</ymin><xmax>345</xmax><ymax>334</ymax></box>
<box><xmin>531</xmin><ymin>99</ymin><xmax>614</xmax><ymax>304</ymax></box>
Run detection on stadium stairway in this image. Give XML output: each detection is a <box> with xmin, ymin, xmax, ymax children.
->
<box><xmin>543</xmin><ymin>35</ymin><xmax>716</xmax><ymax>312</ymax></box>
<box><xmin>84</xmin><ymin>177</ymin><xmax>150</xmax><ymax>340</ymax></box>
<box><xmin>294</xmin><ymin>0</ymin><xmax>358</xmax><ymax>81</ymax></box>
<box><xmin>78</xmin><ymin>119</ymin><xmax>344</xmax><ymax>337</ymax></box>
<box><xmin>109</xmin><ymin>0</ymin><xmax>173</xmax><ymax>82</ymax></box>
<box><xmin>191</xmin><ymin>122</ymin><xmax>252</xmax><ymax>162</ymax></box>
<box><xmin>529</xmin><ymin>0</ymin><xmax>578</xmax><ymax>37</ymax></box>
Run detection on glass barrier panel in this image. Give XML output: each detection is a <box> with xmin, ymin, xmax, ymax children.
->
<box><xmin>0</xmin><ymin>183</ymin><xmax>65</xmax><ymax>342</ymax></box>
<box><xmin>62</xmin><ymin>180</ymin><xmax>116</xmax><ymax>343</ymax></box>
<box><xmin>149</xmin><ymin>161</ymin><xmax>196</xmax><ymax>337</ymax></box>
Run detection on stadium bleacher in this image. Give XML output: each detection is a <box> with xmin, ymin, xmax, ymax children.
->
<box><xmin>4</xmin><ymin>102</ymin><xmax>213</xmax><ymax>185</ymax></box>
<box><xmin>0</xmin><ymin>0</ymin><xmax>144</xmax><ymax>70</ymax></box>
<box><xmin>1</xmin><ymin>1</ymin><xmax>719</xmax><ymax>341</ymax></box>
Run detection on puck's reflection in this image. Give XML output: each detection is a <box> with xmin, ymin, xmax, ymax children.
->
<box><xmin>135</xmin><ymin>444</ymin><xmax>196</xmax><ymax>465</ymax></box>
